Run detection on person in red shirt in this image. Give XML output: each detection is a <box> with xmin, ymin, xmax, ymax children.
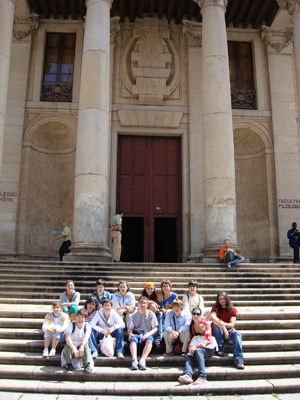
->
<box><xmin>211</xmin><ymin>291</ymin><xmax>244</xmax><ymax>370</ymax></box>
<box><xmin>219</xmin><ymin>239</ymin><xmax>244</xmax><ymax>269</ymax></box>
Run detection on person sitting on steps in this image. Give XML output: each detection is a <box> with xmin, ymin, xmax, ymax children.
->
<box><xmin>219</xmin><ymin>239</ymin><xmax>244</xmax><ymax>269</ymax></box>
<box><xmin>210</xmin><ymin>291</ymin><xmax>245</xmax><ymax>370</ymax></box>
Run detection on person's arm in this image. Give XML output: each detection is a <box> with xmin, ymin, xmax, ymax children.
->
<box><xmin>127</xmin><ymin>327</ymin><xmax>135</xmax><ymax>341</ymax></box>
<box><xmin>164</xmin><ymin>311</ymin><xmax>173</xmax><ymax>333</ymax></box>
<box><xmin>110</xmin><ymin>310</ymin><xmax>125</xmax><ymax>330</ymax></box>
<box><xmin>219</xmin><ymin>249</ymin><xmax>225</xmax><ymax>261</ymax></box>
<box><xmin>182</xmin><ymin>294</ymin><xmax>190</xmax><ymax>315</ymax></box>
<box><xmin>55</xmin><ymin>313</ymin><xmax>70</xmax><ymax>333</ymax></box>
<box><xmin>180</xmin><ymin>313</ymin><xmax>190</xmax><ymax>333</ymax></box>
<box><xmin>78</xmin><ymin>324</ymin><xmax>91</xmax><ymax>357</ymax></box>
<box><xmin>226</xmin><ymin>315</ymin><xmax>236</xmax><ymax>330</ymax></box>
<box><xmin>42</xmin><ymin>313</ymin><xmax>55</xmax><ymax>334</ymax></box>
<box><xmin>124</xmin><ymin>293</ymin><xmax>136</xmax><ymax>313</ymax></box>
<box><xmin>66</xmin><ymin>331</ymin><xmax>78</xmax><ymax>357</ymax></box>
<box><xmin>142</xmin><ymin>326</ymin><xmax>158</xmax><ymax>341</ymax></box>
<box><xmin>90</xmin><ymin>312</ymin><xmax>106</xmax><ymax>334</ymax></box>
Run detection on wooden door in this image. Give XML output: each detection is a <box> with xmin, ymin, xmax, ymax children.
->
<box><xmin>117</xmin><ymin>136</ymin><xmax>182</xmax><ymax>262</ymax></box>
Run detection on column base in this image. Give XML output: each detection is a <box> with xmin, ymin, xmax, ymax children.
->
<box><xmin>66</xmin><ymin>243</ymin><xmax>112</xmax><ymax>262</ymax></box>
<box><xmin>201</xmin><ymin>244</ymin><xmax>241</xmax><ymax>256</ymax></box>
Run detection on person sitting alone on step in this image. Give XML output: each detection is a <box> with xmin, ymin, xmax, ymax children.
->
<box><xmin>63</xmin><ymin>308</ymin><xmax>93</xmax><ymax>373</ymax></box>
<box><xmin>219</xmin><ymin>239</ymin><xmax>244</xmax><ymax>269</ymax></box>
<box><xmin>42</xmin><ymin>301</ymin><xmax>69</xmax><ymax>357</ymax></box>
<box><xmin>210</xmin><ymin>291</ymin><xmax>245</xmax><ymax>370</ymax></box>
<box><xmin>127</xmin><ymin>296</ymin><xmax>158</xmax><ymax>371</ymax></box>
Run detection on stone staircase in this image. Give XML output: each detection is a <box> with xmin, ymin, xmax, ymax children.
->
<box><xmin>0</xmin><ymin>260</ymin><xmax>300</xmax><ymax>396</ymax></box>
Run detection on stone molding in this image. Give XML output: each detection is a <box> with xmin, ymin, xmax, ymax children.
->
<box><xmin>118</xmin><ymin>110</ymin><xmax>183</xmax><ymax>128</ymax></box>
<box><xmin>182</xmin><ymin>20</ymin><xmax>202</xmax><ymax>46</ymax></box>
<box><xmin>110</xmin><ymin>16</ymin><xmax>120</xmax><ymax>42</ymax></box>
<box><xmin>261</xmin><ymin>25</ymin><xmax>293</xmax><ymax>52</ymax></box>
<box><xmin>277</xmin><ymin>0</ymin><xmax>300</xmax><ymax>16</ymax></box>
<box><xmin>13</xmin><ymin>14</ymin><xmax>39</xmax><ymax>41</ymax></box>
<box><xmin>85</xmin><ymin>0</ymin><xmax>113</xmax><ymax>7</ymax></box>
<box><xmin>193</xmin><ymin>0</ymin><xmax>228</xmax><ymax>9</ymax></box>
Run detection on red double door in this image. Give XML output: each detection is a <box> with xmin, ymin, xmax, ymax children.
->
<box><xmin>117</xmin><ymin>136</ymin><xmax>182</xmax><ymax>263</ymax></box>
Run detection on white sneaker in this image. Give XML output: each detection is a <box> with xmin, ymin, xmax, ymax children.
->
<box><xmin>42</xmin><ymin>348</ymin><xmax>49</xmax><ymax>357</ymax></box>
<box><xmin>49</xmin><ymin>349</ymin><xmax>56</xmax><ymax>357</ymax></box>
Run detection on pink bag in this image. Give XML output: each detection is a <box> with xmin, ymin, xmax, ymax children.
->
<box><xmin>100</xmin><ymin>335</ymin><xmax>116</xmax><ymax>357</ymax></box>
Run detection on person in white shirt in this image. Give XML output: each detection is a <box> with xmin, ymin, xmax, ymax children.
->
<box><xmin>89</xmin><ymin>298</ymin><xmax>125</xmax><ymax>359</ymax></box>
<box><xmin>182</xmin><ymin>280</ymin><xmax>204</xmax><ymax>317</ymax></box>
<box><xmin>63</xmin><ymin>308</ymin><xmax>93</xmax><ymax>373</ymax></box>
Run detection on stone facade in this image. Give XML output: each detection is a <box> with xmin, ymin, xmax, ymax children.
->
<box><xmin>0</xmin><ymin>0</ymin><xmax>299</xmax><ymax>262</ymax></box>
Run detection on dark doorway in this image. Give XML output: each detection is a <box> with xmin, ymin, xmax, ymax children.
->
<box><xmin>121</xmin><ymin>217</ymin><xmax>144</xmax><ymax>262</ymax></box>
<box><xmin>154</xmin><ymin>218</ymin><xmax>178</xmax><ymax>263</ymax></box>
<box><xmin>117</xmin><ymin>136</ymin><xmax>182</xmax><ymax>262</ymax></box>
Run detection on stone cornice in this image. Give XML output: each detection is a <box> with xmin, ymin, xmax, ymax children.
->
<box><xmin>193</xmin><ymin>0</ymin><xmax>228</xmax><ymax>8</ymax></box>
<box><xmin>261</xmin><ymin>25</ymin><xmax>293</xmax><ymax>52</ymax></box>
<box><xmin>277</xmin><ymin>0</ymin><xmax>300</xmax><ymax>16</ymax></box>
<box><xmin>85</xmin><ymin>0</ymin><xmax>114</xmax><ymax>7</ymax></box>
<box><xmin>182</xmin><ymin>20</ymin><xmax>202</xmax><ymax>46</ymax></box>
<box><xmin>13</xmin><ymin>14</ymin><xmax>39</xmax><ymax>41</ymax></box>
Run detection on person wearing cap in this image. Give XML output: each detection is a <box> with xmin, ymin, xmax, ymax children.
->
<box><xmin>89</xmin><ymin>298</ymin><xmax>125</xmax><ymax>359</ymax></box>
<box><xmin>109</xmin><ymin>210</ymin><xmax>124</xmax><ymax>262</ymax></box>
<box><xmin>163</xmin><ymin>299</ymin><xmax>190</xmax><ymax>356</ymax></box>
<box><xmin>182</xmin><ymin>281</ymin><xmax>205</xmax><ymax>317</ymax></box>
<box><xmin>91</xmin><ymin>279</ymin><xmax>112</xmax><ymax>306</ymax></box>
<box><xmin>84</xmin><ymin>296</ymin><xmax>100</xmax><ymax>323</ymax></box>
<box><xmin>42</xmin><ymin>301</ymin><xmax>69</xmax><ymax>357</ymax></box>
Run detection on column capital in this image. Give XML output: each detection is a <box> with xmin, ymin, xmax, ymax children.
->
<box><xmin>261</xmin><ymin>25</ymin><xmax>293</xmax><ymax>53</ymax></box>
<box><xmin>13</xmin><ymin>14</ymin><xmax>39</xmax><ymax>42</ymax></box>
<box><xmin>86</xmin><ymin>0</ymin><xmax>114</xmax><ymax>8</ymax></box>
<box><xmin>193</xmin><ymin>0</ymin><xmax>228</xmax><ymax>10</ymax></box>
<box><xmin>182</xmin><ymin>20</ymin><xmax>202</xmax><ymax>47</ymax></box>
<box><xmin>277</xmin><ymin>0</ymin><xmax>300</xmax><ymax>16</ymax></box>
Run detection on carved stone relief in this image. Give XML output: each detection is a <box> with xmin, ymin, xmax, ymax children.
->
<box><xmin>13</xmin><ymin>14</ymin><xmax>39</xmax><ymax>41</ymax></box>
<box><xmin>261</xmin><ymin>25</ymin><xmax>293</xmax><ymax>52</ymax></box>
<box><xmin>182</xmin><ymin>20</ymin><xmax>202</xmax><ymax>47</ymax></box>
<box><xmin>120</xmin><ymin>18</ymin><xmax>180</xmax><ymax>106</ymax></box>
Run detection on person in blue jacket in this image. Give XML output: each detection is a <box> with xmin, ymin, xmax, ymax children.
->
<box><xmin>287</xmin><ymin>222</ymin><xmax>300</xmax><ymax>263</ymax></box>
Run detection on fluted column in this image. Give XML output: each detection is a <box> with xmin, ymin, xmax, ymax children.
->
<box><xmin>70</xmin><ymin>0</ymin><xmax>113</xmax><ymax>261</ymax></box>
<box><xmin>278</xmin><ymin>1</ymin><xmax>300</xmax><ymax>123</ymax></box>
<box><xmin>0</xmin><ymin>0</ymin><xmax>16</xmax><ymax>175</ymax></box>
<box><xmin>194</xmin><ymin>0</ymin><xmax>237</xmax><ymax>255</ymax></box>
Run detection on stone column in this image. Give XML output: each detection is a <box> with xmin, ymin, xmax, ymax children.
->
<box><xmin>194</xmin><ymin>0</ymin><xmax>237</xmax><ymax>256</ymax></box>
<box><xmin>277</xmin><ymin>1</ymin><xmax>300</xmax><ymax>122</ymax></box>
<box><xmin>70</xmin><ymin>0</ymin><xmax>113</xmax><ymax>261</ymax></box>
<box><xmin>0</xmin><ymin>0</ymin><xmax>16</xmax><ymax>175</ymax></box>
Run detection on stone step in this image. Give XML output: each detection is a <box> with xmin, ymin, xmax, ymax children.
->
<box><xmin>1</xmin><ymin>338</ymin><xmax>299</xmax><ymax>352</ymax></box>
<box><xmin>0</xmin><ymin>351</ymin><xmax>299</xmax><ymax>367</ymax></box>
<box><xmin>0</xmin><ymin>377</ymin><xmax>299</xmax><ymax>396</ymax></box>
<box><xmin>0</xmin><ymin>364</ymin><xmax>300</xmax><ymax>383</ymax></box>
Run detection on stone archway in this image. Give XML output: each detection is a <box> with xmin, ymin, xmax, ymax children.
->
<box><xmin>17</xmin><ymin>118</ymin><xmax>76</xmax><ymax>258</ymax></box>
<box><xmin>234</xmin><ymin>126</ymin><xmax>273</xmax><ymax>259</ymax></box>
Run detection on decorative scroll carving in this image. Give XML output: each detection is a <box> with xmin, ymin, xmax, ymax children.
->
<box><xmin>261</xmin><ymin>25</ymin><xmax>293</xmax><ymax>52</ymax></box>
<box><xmin>193</xmin><ymin>0</ymin><xmax>228</xmax><ymax>8</ymax></box>
<box><xmin>41</xmin><ymin>81</ymin><xmax>73</xmax><ymax>102</ymax></box>
<box><xmin>121</xmin><ymin>18</ymin><xmax>180</xmax><ymax>106</ymax></box>
<box><xmin>231</xmin><ymin>89</ymin><xmax>256</xmax><ymax>110</ymax></box>
<box><xmin>110</xmin><ymin>16</ymin><xmax>120</xmax><ymax>41</ymax></box>
<box><xmin>277</xmin><ymin>0</ymin><xmax>300</xmax><ymax>16</ymax></box>
<box><xmin>13</xmin><ymin>14</ymin><xmax>39</xmax><ymax>41</ymax></box>
<box><xmin>182</xmin><ymin>20</ymin><xmax>202</xmax><ymax>46</ymax></box>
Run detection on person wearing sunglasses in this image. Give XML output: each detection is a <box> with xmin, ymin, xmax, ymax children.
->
<box><xmin>178</xmin><ymin>307</ymin><xmax>217</xmax><ymax>386</ymax></box>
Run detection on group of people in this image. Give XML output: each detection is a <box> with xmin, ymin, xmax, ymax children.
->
<box><xmin>42</xmin><ymin>278</ymin><xmax>244</xmax><ymax>385</ymax></box>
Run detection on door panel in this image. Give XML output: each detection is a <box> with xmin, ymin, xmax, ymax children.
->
<box><xmin>117</xmin><ymin>136</ymin><xmax>182</xmax><ymax>262</ymax></box>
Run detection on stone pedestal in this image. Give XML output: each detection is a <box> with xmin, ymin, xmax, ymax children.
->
<box><xmin>195</xmin><ymin>0</ymin><xmax>237</xmax><ymax>255</ymax></box>
<box><xmin>0</xmin><ymin>0</ymin><xmax>16</xmax><ymax>175</ymax></box>
<box><xmin>69</xmin><ymin>0</ymin><xmax>113</xmax><ymax>261</ymax></box>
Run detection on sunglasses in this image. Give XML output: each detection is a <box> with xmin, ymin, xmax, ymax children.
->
<box><xmin>192</xmin><ymin>312</ymin><xmax>201</xmax><ymax>316</ymax></box>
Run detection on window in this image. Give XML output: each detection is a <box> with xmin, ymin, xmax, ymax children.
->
<box><xmin>228</xmin><ymin>41</ymin><xmax>256</xmax><ymax>110</ymax></box>
<box><xmin>41</xmin><ymin>33</ymin><xmax>75</xmax><ymax>102</ymax></box>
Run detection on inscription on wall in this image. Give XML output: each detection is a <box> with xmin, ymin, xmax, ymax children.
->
<box><xmin>278</xmin><ymin>199</ymin><xmax>300</xmax><ymax>209</ymax></box>
<box><xmin>0</xmin><ymin>192</ymin><xmax>18</xmax><ymax>202</ymax></box>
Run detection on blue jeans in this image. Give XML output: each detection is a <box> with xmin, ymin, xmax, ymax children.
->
<box><xmin>89</xmin><ymin>327</ymin><xmax>124</xmax><ymax>355</ymax></box>
<box><xmin>184</xmin><ymin>347</ymin><xmax>215</xmax><ymax>379</ymax></box>
<box><xmin>211</xmin><ymin>323</ymin><xmax>244</xmax><ymax>361</ymax></box>
<box><xmin>289</xmin><ymin>242</ymin><xmax>299</xmax><ymax>263</ymax></box>
<box><xmin>156</xmin><ymin>312</ymin><xmax>164</xmax><ymax>341</ymax></box>
<box><xmin>225</xmin><ymin>250</ymin><xmax>244</xmax><ymax>267</ymax></box>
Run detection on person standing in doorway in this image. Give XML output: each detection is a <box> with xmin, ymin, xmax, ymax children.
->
<box><xmin>287</xmin><ymin>222</ymin><xmax>300</xmax><ymax>263</ymax></box>
<box><xmin>57</xmin><ymin>222</ymin><xmax>72</xmax><ymax>261</ymax></box>
<box><xmin>109</xmin><ymin>210</ymin><xmax>124</xmax><ymax>262</ymax></box>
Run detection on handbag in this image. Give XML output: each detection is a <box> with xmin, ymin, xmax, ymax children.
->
<box><xmin>100</xmin><ymin>334</ymin><xmax>116</xmax><ymax>357</ymax></box>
